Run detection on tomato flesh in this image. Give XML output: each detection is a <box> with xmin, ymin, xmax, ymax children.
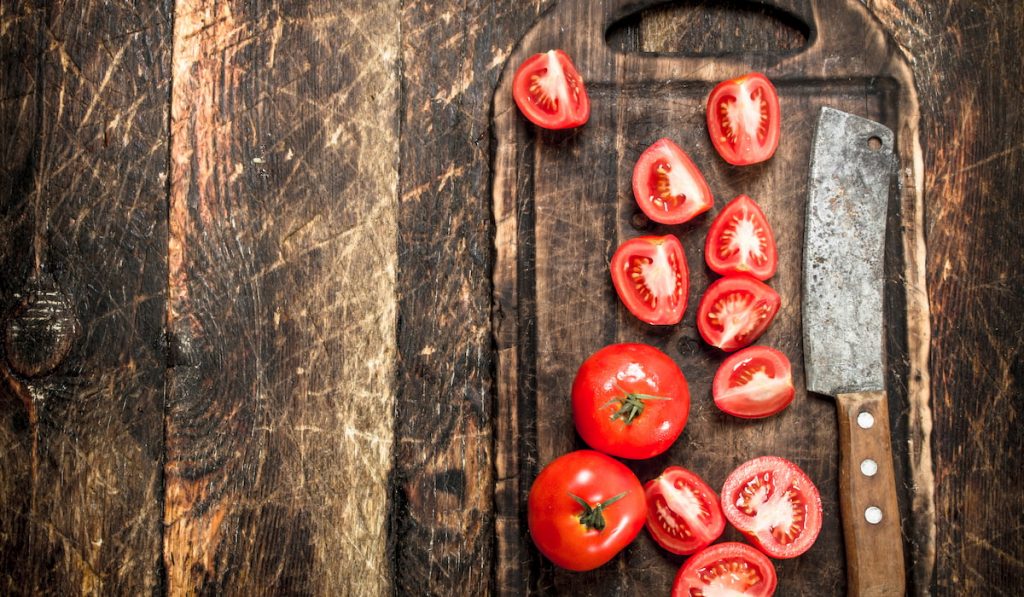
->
<box><xmin>632</xmin><ymin>138</ymin><xmax>713</xmax><ymax>225</ymax></box>
<box><xmin>672</xmin><ymin>542</ymin><xmax>777</xmax><ymax>597</ymax></box>
<box><xmin>527</xmin><ymin>450</ymin><xmax>647</xmax><ymax>571</ymax></box>
<box><xmin>697</xmin><ymin>275</ymin><xmax>780</xmax><ymax>352</ymax></box>
<box><xmin>707</xmin><ymin>72</ymin><xmax>781</xmax><ymax>165</ymax></box>
<box><xmin>721</xmin><ymin>456</ymin><xmax>823</xmax><ymax>559</ymax></box>
<box><xmin>644</xmin><ymin>466</ymin><xmax>724</xmax><ymax>555</ymax></box>
<box><xmin>705</xmin><ymin>194</ymin><xmax>778</xmax><ymax>280</ymax></box>
<box><xmin>512</xmin><ymin>49</ymin><xmax>590</xmax><ymax>129</ymax></box>
<box><xmin>572</xmin><ymin>344</ymin><xmax>690</xmax><ymax>460</ymax></box>
<box><xmin>611</xmin><ymin>235</ymin><xmax>689</xmax><ymax>325</ymax></box>
<box><xmin>713</xmin><ymin>346</ymin><xmax>794</xmax><ymax>418</ymax></box>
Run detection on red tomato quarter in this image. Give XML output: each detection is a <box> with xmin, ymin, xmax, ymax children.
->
<box><xmin>707</xmin><ymin>72</ymin><xmax>781</xmax><ymax>165</ymax></box>
<box><xmin>697</xmin><ymin>275</ymin><xmax>780</xmax><ymax>352</ymax></box>
<box><xmin>632</xmin><ymin>138</ymin><xmax>713</xmax><ymax>225</ymax></box>
<box><xmin>644</xmin><ymin>467</ymin><xmax>724</xmax><ymax>555</ymax></box>
<box><xmin>672</xmin><ymin>542</ymin><xmax>778</xmax><ymax>597</ymax></box>
<box><xmin>705</xmin><ymin>194</ymin><xmax>778</xmax><ymax>280</ymax></box>
<box><xmin>713</xmin><ymin>346</ymin><xmax>795</xmax><ymax>418</ymax></box>
<box><xmin>512</xmin><ymin>49</ymin><xmax>590</xmax><ymax>129</ymax></box>
<box><xmin>572</xmin><ymin>344</ymin><xmax>690</xmax><ymax>460</ymax></box>
<box><xmin>721</xmin><ymin>456</ymin><xmax>823</xmax><ymax>559</ymax></box>
<box><xmin>611</xmin><ymin>235</ymin><xmax>689</xmax><ymax>326</ymax></box>
<box><xmin>527</xmin><ymin>450</ymin><xmax>646</xmax><ymax>571</ymax></box>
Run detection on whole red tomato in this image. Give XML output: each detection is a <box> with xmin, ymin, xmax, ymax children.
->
<box><xmin>527</xmin><ymin>450</ymin><xmax>647</xmax><ymax>571</ymax></box>
<box><xmin>572</xmin><ymin>344</ymin><xmax>690</xmax><ymax>459</ymax></box>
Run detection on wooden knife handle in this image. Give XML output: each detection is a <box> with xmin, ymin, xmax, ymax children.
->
<box><xmin>836</xmin><ymin>391</ymin><xmax>906</xmax><ymax>596</ymax></box>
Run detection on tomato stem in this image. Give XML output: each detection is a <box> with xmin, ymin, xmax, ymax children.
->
<box><xmin>569</xmin><ymin>491</ymin><xmax>627</xmax><ymax>532</ymax></box>
<box><xmin>602</xmin><ymin>383</ymin><xmax>671</xmax><ymax>425</ymax></box>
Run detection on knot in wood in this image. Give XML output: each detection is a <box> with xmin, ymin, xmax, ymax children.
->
<box><xmin>4</xmin><ymin>275</ymin><xmax>78</xmax><ymax>378</ymax></box>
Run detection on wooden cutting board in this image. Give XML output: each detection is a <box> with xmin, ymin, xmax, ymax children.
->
<box><xmin>492</xmin><ymin>0</ymin><xmax>933</xmax><ymax>594</ymax></box>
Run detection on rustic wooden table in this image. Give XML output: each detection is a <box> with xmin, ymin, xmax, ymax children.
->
<box><xmin>0</xmin><ymin>1</ymin><xmax>1020</xmax><ymax>595</ymax></box>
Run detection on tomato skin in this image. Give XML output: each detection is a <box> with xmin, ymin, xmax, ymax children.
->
<box><xmin>644</xmin><ymin>466</ymin><xmax>724</xmax><ymax>555</ymax></box>
<box><xmin>632</xmin><ymin>138</ymin><xmax>714</xmax><ymax>225</ymax></box>
<box><xmin>610</xmin><ymin>235</ymin><xmax>689</xmax><ymax>326</ymax></box>
<box><xmin>721</xmin><ymin>456</ymin><xmax>823</xmax><ymax>559</ymax></box>
<box><xmin>713</xmin><ymin>346</ymin><xmax>795</xmax><ymax>418</ymax></box>
<box><xmin>696</xmin><ymin>275</ymin><xmax>780</xmax><ymax>352</ymax></box>
<box><xmin>527</xmin><ymin>450</ymin><xmax>647</xmax><ymax>571</ymax></box>
<box><xmin>512</xmin><ymin>49</ymin><xmax>590</xmax><ymax>129</ymax></box>
<box><xmin>705</xmin><ymin>194</ymin><xmax>778</xmax><ymax>280</ymax></box>
<box><xmin>672</xmin><ymin>542</ymin><xmax>778</xmax><ymax>597</ymax></box>
<box><xmin>706</xmin><ymin>72</ymin><xmax>781</xmax><ymax>166</ymax></box>
<box><xmin>572</xmin><ymin>344</ymin><xmax>690</xmax><ymax>460</ymax></box>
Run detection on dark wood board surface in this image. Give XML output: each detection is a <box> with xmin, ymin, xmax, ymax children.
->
<box><xmin>0</xmin><ymin>1</ymin><xmax>1021</xmax><ymax>596</ymax></box>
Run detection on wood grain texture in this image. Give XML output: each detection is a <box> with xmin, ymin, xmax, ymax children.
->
<box><xmin>493</xmin><ymin>0</ymin><xmax>926</xmax><ymax>594</ymax></box>
<box><xmin>165</xmin><ymin>1</ymin><xmax>398</xmax><ymax>594</ymax></box>
<box><xmin>867</xmin><ymin>1</ymin><xmax>1024</xmax><ymax>595</ymax></box>
<box><xmin>0</xmin><ymin>0</ymin><xmax>170</xmax><ymax>594</ymax></box>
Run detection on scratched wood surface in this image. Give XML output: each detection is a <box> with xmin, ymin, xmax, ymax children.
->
<box><xmin>0</xmin><ymin>0</ymin><xmax>1021</xmax><ymax>596</ymax></box>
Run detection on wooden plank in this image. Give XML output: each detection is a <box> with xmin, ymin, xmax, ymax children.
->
<box><xmin>0</xmin><ymin>0</ymin><xmax>170</xmax><ymax>593</ymax></box>
<box><xmin>165</xmin><ymin>1</ymin><xmax>398</xmax><ymax>594</ymax></box>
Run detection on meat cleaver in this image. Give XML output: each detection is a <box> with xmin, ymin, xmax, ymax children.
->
<box><xmin>803</xmin><ymin>107</ymin><xmax>906</xmax><ymax>596</ymax></box>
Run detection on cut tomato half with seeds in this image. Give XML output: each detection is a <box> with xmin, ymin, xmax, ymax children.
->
<box><xmin>671</xmin><ymin>542</ymin><xmax>777</xmax><ymax>597</ymax></box>
<box><xmin>713</xmin><ymin>346</ymin><xmax>794</xmax><ymax>418</ymax></box>
<box><xmin>705</xmin><ymin>195</ymin><xmax>777</xmax><ymax>280</ymax></box>
<box><xmin>632</xmin><ymin>138</ymin><xmax>713</xmax><ymax>225</ymax></box>
<box><xmin>697</xmin><ymin>275</ymin><xmax>780</xmax><ymax>351</ymax></box>
<box><xmin>644</xmin><ymin>466</ymin><xmax>725</xmax><ymax>555</ymax></box>
<box><xmin>511</xmin><ymin>49</ymin><xmax>590</xmax><ymax>129</ymax></box>
<box><xmin>707</xmin><ymin>72</ymin><xmax>780</xmax><ymax>166</ymax></box>
<box><xmin>721</xmin><ymin>456</ymin><xmax>823</xmax><ymax>559</ymax></box>
<box><xmin>611</xmin><ymin>235</ymin><xmax>689</xmax><ymax>326</ymax></box>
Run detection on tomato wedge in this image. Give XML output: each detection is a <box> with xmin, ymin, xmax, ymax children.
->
<box><xmin>632</xmin><ymin>138</ymin><xmax>713</xmax><ymax>225</ymax></box>
<box><xmin>573</xmin><ymin>344</ymin><xmax>690</xmax><ymax>460</ymax></box>
<box><xmin>611</xmin><ymin>235</ymin><xmax>689</xmax><ymax>326</ymax></box>
<box><xmin>713</xmin><ymin>346</ymin><xmax>794</xmax><ymax>418</ymax></box>
<box><xmin>705</xmin><ymin>194</ymin><xmax>778</xmax><ymax>280</ymax></box>
<box><xmin>721</xmin><ymin>456</ymin><xmax>823</xmax><ymax>559</ymax></box>
<box><xmin>644</xmin><ymin>467</ymin><xmax>724</xmax><ymax>555</ymax></box>
<box><xmin>697</xmin><ymin>275</ymin><xmax>780</xmax><ymax>351</ymax></box>
<box><xmin>672</xmin><ymin>542</ymin><xmax>777</xmax><ymax>597</ymax></box>
<box><xmin>707</xmin><ymin>72</ymin><xmax>780</xmax><ymax>166</ymax></box>
<box><xmin>528</xmin><ymin>450</ymin><xmax>647</xmax><ymax>571</ymax></box>
<box><xmin>512</xmin><ymin>49</ymin><xmax>590</xmax><ymax>129</ymax></box>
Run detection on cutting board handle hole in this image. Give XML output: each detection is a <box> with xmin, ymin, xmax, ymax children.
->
<box><xmin>605</xmin><ymin>0</ymin><xmax>810</xmax><ymax>58</ymax></box>
<box><xmin>867</xmin><ymin>136</ymin><xmax>883</xmax><ymax>151</ymax></box>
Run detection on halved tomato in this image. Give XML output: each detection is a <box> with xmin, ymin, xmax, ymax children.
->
<box><xmin>632</xmin><ymin>138</ymin><xmax>713</xmax><ymax>225</ymax></box>
<box><xmin>672</xmin><ymin>542</ymin><xmax>777</xmax><ymax>597</ymax></box>
<box><xmin>573</xmin><ymin>344</ymin><xmax>690</xmax><ymax>460</ymax></box>
<box><xmin>721</xmin><ymin>456</ymin><xmax>823</xmax><ymax>559</ymax></box>
<box><xmin>611</xmin><ymin>235</ymin><xmax>688</xmax><ymax>326</ymax></box>
<box><xmin>705</xmin><ymin>195</ymin><xmax>778</xmax><ymax>280</ymax></box>
<box><xmin>644</xmin><ymin>466</ymin><xmax>724</xmax><ymax>555</ymax></box>
<box><xmin>696</xmin><ymin>275</ymin><xmax>780</xmax><ymax>352</ymax></box>
<box><xmin>512</xmin><ymin>49</ymin><xmax>590</xmax><ymax>129</ymax></box>
<box><xmin>713</xmin><ymin>346</ymin><xmax>794</xmax><ymax>418</ymax></box>
<box><xmin>707</xmin><ymin>72</ymin><xmax>780</xmax><ymax>166</ymax></box>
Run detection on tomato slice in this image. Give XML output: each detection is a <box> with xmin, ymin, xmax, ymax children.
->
<box><xmin>705</xmin><ymin>194</ymin><xmax>778</xmax><ymax>280</ymax></box>
<box><xmin>611</xmin><ymin>235</ymin><xmax>689</xmax><ymax>326</ymax></box>
<box><xmin>697</xmin><ymin>275</ymin><xmax>779</xmax><ymax>351</ymax></box>
<box><xmin>528</xmin><ymin>450</ymin><xmax>647</xmax><ymax>571</ymax></box>
<box><xmin>644</xmin><ymin>467</ymin><xmax>725</xmax><ymax>555</ymax></box>
<box><xmin>713</xmin><ymin>346</ymin><xmax>794</xmax><ymax>418</ymax></box>
<box><xmin>632</xmin><ymin>138</ymin><xmax>713</xmax><ymax>225</ymax></box>
<box><xmin>671</xmin><ymin>542</ymin><xmax>777</xmax><ymax>597</ymax></box>
<box><xmin>572</xmin><ymin>344</ymin><xmax>690</xmax><ymax>460</ymax></box>
<box><xmin>721</xmin><ymin>456</ymin><xmax>823</xmax><ymax>559</ymax></box>
<box><xmin>706</xmin><ymin>72</ymin><xmax>780</xmax><ymax>165</ymax></box>
<box><xmin>512</xmin><ymin>49</ymin><xmax>590</xmax><ymax>129</ymax></box>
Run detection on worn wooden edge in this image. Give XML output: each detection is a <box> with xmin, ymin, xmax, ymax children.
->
<box><xmin>492</xmin><ymin>0</ymin><xmax>935</xmax><ymax>593</ymax></box>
